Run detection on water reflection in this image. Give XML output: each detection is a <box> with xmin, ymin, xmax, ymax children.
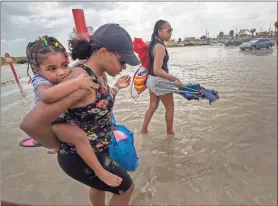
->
<box><xmin>16</xmin><ymin>83</ymin><xmax>26</xmax><ymax>98</ymax></box>
<box><xmin>239</xmin><ymin>48</ymin><xmax>275</xmax><ymax>56</ymax></box>
<box><xmin>1</xmin><ymin>46</ymin><xmax>277</xmax><ymax>205</ymax></box>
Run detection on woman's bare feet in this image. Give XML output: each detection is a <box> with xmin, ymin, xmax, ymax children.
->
<box><xmin>140</xmin><ymin>128</ymin><xmax>148</xmax><ymax>134</ymax></box>
<box><xmin>167</xmin><ymin>131</ymin><xmax>175</xmax><ymax>135</ymax></box>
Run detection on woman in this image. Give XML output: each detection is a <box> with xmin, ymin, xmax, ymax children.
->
<box><xmin>141</xmin><ymin>20</ymin><xmax>182</xmax><ymax>135</ymax></box>
<box><xmin>20</xmin><ymin>24</ymin><xmax>140</xmax><ymax>206</ymax></box>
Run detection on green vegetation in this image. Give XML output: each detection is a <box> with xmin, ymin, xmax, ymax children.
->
<box><xmin>1</xmin><ymin>56</ymin><xmax>26</xmax><ymax>66</ymax></box>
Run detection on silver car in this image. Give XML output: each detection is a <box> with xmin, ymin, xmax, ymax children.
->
<box><xmin>239</xmin><ymin>38</ymin><xmax>275</xmax><ymax>50</ymax></box>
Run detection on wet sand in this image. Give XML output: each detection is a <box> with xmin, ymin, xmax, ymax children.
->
<box><xmin>1</xmin><ymin>46</ymin><xmax>277</xmax><ymax>205</ymax></box>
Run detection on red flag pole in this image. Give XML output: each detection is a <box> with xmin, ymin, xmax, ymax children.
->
<box><xmin>9</xmin><ymin>62</ymin><xmax>20</xmax><ymax>84</ymax></box>
<box><xmin>72</xmin><ymin>9</ymin><xmax>91</xmax><ymax>41</ymax></box>
<box><xmin>4</xmin><ymin>53</ymin><xmax>20</xmax><ymax>84</ymax></box>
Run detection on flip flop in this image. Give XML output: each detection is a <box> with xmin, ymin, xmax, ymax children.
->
<box><xmin>19</xmin><ymin>138</ymin><xmax>41</xmax><ymax>147</ymax></box>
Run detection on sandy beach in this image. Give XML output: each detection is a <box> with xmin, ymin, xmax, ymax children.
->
<box><xmin>1</xmin><ymin>46</ymin><xmax>277</xmax><ymax>205</ymax></box>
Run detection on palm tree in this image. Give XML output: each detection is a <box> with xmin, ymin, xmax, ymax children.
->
<box><xmin>218</xmin><ymin>31</ymin><xmax>224</xmax><ymax>38</ymax></box>
<box><xmin>229</xmin><ymin>30</ymin><xmax>234</xmax><ymax>39</ymax></box>
<box><xmin>247</xmin><ymin>29</ymin><xmax>256</xmax><ymax>37</ymax></box>
<box><xmin>251</xmin><ymin>29</ymin><xmax>256</xmax><ymax>36</ymax></box>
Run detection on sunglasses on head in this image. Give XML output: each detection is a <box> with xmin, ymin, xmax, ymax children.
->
<box><xmin>160</xmin><ymin>27</ymin><xmax>173</xmax><ymax>34</ymax></box>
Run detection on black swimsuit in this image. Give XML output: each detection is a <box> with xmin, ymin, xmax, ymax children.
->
<box><xmin>149</xmin><ymin>38</ymin><xmax>169</xmax><ymax>76</ymax></box>
<box><xmin>58</xmin><ymin>64</ymin><xmax>115</xmax><ymax>154</ymax></box>
<box><xmin>55</xmin><ymin>64</ymin><xmax>132</xmax><ymax>194</ymax></box>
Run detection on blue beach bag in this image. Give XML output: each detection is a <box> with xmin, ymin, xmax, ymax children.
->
<box><xmin>109</xmin><ymin>115</ymin><xmax>139</xmax><ymax>171</ymax></box>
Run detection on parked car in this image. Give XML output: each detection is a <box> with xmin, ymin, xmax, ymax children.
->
<box><xmin>239</xmin><ymin>38</ymin><xmax>275</xmax><ymax>50</ymax></box>
<box><xmin>16</xmin><ymin>57</ymin><xmax>28</xmax><ymax>64</ymax></box>
<box><xmin>224</xmin><ymin>40</ymin><xmax>242</xmax><ymax>46</ymax></box>
<box><xmin>184</xmin><ymin>42</ymin><xmax>194</xmax><ymax>46</ymax></box>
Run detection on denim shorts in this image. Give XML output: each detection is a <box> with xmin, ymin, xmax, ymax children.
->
<box><xmin>146</xmin><ymin>75</ymin><xmax>173</xmax><ymax>96</ymax></box>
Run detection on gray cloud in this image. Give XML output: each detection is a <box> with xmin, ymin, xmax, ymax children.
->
<box><xmin>56</xmin><ymin>2</ymin><xmax>117</xmax><ymax>11</ymax></box>
<box><xmin>1</xmin><ymin>2</ymin><xmax>277</xmax><ymax>56</ymax></box>
<box><xmin>1</xmin><ymin>2</ymin><xmax>34</xmax><ymax>16</ymax></box>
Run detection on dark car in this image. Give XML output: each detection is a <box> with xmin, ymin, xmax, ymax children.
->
<box><xmin>16</xmin><ymin>57</ymin><xmax>28</xmax><ymax>64</ymax></box>
<box><xmin>224</xmin><ymin>40</ymin><xmax>242</xmax><ymax>46</ymax></box>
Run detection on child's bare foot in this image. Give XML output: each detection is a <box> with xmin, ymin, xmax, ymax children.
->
<box><xmin>140</xmin><ymin>128</ymin><xmax>148</xmax><ymax>134</ymax></box>
<box><xmin>47</xmin><ymin>148</ymin><xmax>58</xmax><ymax>155</ymax></box>
<box><xmin>167</xmin><ymin>131</ymin><xmax>175</xmax><ymax>135</ymax></box>
<box><xmin>97</xmin><ymin>170</ymin><xmax>122</xmax><ymax>187</ymax></box>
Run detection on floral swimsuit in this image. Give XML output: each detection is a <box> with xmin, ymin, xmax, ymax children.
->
<box><xmin>58</xmin><ymin>64</ymin><xmax>117</xmax><ymax>155</ymax></box>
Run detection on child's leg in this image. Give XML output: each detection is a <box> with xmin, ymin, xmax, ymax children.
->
<box><xmin>52</xmin><ymin>123</ymin><xmax>84</xmax><ymax>144</ymax></box>
<box><xmin>52</xmin><ymin>123</ymin><xmax>122</xmax><ymax>187</ymax></box>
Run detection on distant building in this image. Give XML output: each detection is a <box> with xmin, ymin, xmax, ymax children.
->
<box><xmin>184</xmin><ymin>37</ymin><xmax>196</xmax><ymax>41</ymax></box>
<box><xmin>258</xmin><ymin>31</ymin><xmax>269</xmax><ymax>37</ymax></box>
<box><xmin>238</xmin><ymin>29</ymin><xmax>248</xmax><ymax>37</ymax></box>
<box><xmin>217</xmin><ymin>34</ymin><xmax>231</xmax><ymax>39</ymax></box>
<box><xmin>222</xmin><ymin>35</ymin><xmax>231</xmax><ymax>39</ymax></box>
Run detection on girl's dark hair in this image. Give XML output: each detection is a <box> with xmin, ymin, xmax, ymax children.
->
<box><xmin>148</xmin><ymin>20</ymin><xmax>168</xmax><ymax>63</ymax></box>
<box><xmin>26</xmin><ymin>35</ymin><xmax>68</xmax><ymax>80</ymax></box>
<box><xmin>68</xmin><ymin>36</ymin><xmax>101</xmax><ymax>60</ymax></box>
<box><xmin>150</xmin><ymin>20</ymin><xmax>168</xmax><ymax>42</ymax></box>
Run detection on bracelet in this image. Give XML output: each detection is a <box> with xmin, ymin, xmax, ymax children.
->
<box><xmin>111</xmin><ymin>85</ymin><xmax>119</xmax><ymax>93</ymax></box>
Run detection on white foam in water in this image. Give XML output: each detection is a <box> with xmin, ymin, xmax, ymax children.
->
<box><xmin>1</xmin><ymin>81</ymin><xmax>32</xmax><ymax>99</ymax></box>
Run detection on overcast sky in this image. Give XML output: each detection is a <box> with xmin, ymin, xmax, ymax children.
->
<box><xmin>1</xmin><ymin>2</ymin><xmax>277</xmax><ymax>56</ymax></box>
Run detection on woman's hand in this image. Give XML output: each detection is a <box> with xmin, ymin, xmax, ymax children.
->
<box><xmin>174</xmin><ymin>78</ymin><xmax>183</xmax><ymax>88</ymax></box>
<box><xmin>114</xmin><ymin>75</ymin><xmax>131</xmax><ymax>89</ymax></box>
